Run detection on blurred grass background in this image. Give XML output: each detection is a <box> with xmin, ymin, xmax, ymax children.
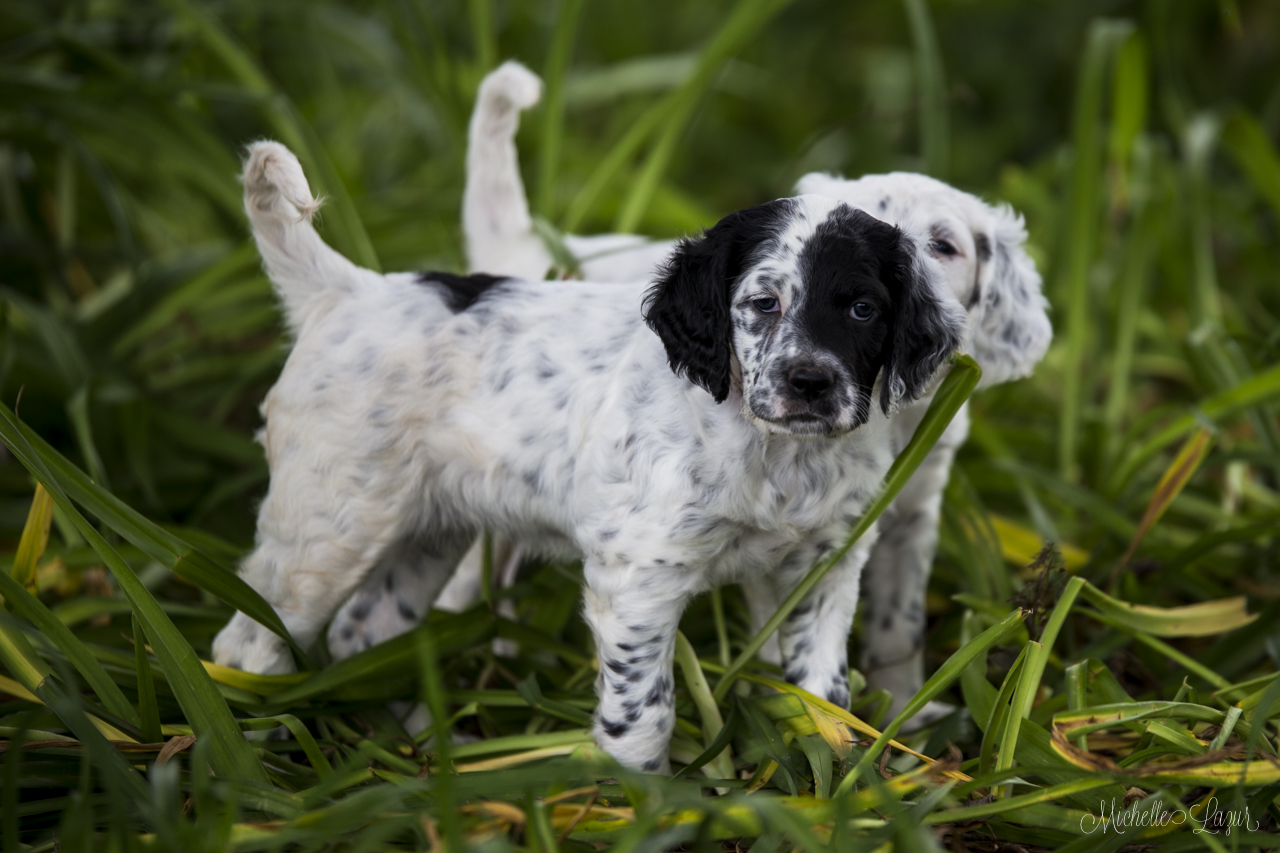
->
<box><xmin>2</xmin><ymin>0</ymin><xmax>1280</xmax><ymax>849</ymax></box>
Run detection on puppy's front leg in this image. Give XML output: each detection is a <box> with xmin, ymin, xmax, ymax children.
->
<box><xmin>774</xmin><ymin>530</ymin><xmax>878</xmax><ymax>709</ymax></box>
<box><xmin>582</xmin><ymin>562</ymin><xmax>686</xmax><ymax>773</ymax></box>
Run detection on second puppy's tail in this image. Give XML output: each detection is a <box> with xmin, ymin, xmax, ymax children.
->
<box><xmin>463</xmin><ymin>61</ymin><xmax>550</xmax><ymax>277</ymax></box>
<box><xmin>243</xmin><ymin>141</ymin><xmax>364</xmax><ymax>333</ymax></box>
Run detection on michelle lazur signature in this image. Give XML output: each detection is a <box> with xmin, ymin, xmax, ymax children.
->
<box><xmin>1081</xmin><ymin>797</ymin><xmax>1261</xmax><ymax>836</ymax></box>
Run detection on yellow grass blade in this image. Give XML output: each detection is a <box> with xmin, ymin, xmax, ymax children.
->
<box><xmin>990</xmin><ymin>515</ymin><xmax>1089</xmax><ymax>571</ymax></box>
<box><xmin>11</xmin><ymin>483</ymin><xmax>53</xmax><ymax>592</ymax></box>
<box><xmin>1113</xmin><ymin>427</ymin><xmax>1213</xmax><ymax>582</ymax></box>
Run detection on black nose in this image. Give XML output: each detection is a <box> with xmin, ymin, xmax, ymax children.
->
<box><xmin>787</xmin><ymin>365</ymin><xmax>834</xmax><ymax>401</ymax></box>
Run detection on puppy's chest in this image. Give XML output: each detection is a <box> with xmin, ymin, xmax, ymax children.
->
<box><xmin>702</xmin><ymin>441</ymin><xmax>883</xmax><ymax>540</ymax></box>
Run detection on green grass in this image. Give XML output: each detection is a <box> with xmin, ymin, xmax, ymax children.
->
<box><xmin>3</xmin><ymin>0</ymin><xmax>1280</xmax><ymax>849</ymax></box>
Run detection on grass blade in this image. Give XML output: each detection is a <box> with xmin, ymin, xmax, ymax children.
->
<box><xmin>1107</xmin><ymin>361</ymin><xmax>1280</xmax><ymax>493</ymax></box>
<box><xmin>536</xmin><ymin>0</ymin><xmax>586</xmax><ymax>218</ymax></box>
<box><xmin>0</xmin><ymin>571</ymin><xmax>140</xmax><ymax>729</ymax></box>
<box><xmin>11</xmin><ymin>484</ymin><xmax>52</xmax><ymax>592</ymax></box>
<box><xmin>674</xmin><ymin>631</ymin><xmax>733</xmax><ymax>780</ymax></box>
<box><xmin>838</xmin><ymin>606</ymin><xmax>1026</xmax><ymax>794</ymax></box>
<box><xmin>1077</xmin><ymin>582</ymin><xmax>1254</xmax><ymax>637</ymax></box>
<box><xmin>614</xmin><ymin>0</ymin><xmax>797</xmax><ymax>233</ymax></box>
<box><xmin>902</xmin><ymin>0</ymin><xmax>949</xmax><ymax>178</ymax></box>
<box><xmin>1111</xmin><ymin>427</ymin><xmax>1212</xmax><ymax>581</ymax></box>
<box><xmin>0</xmin><ymin>407</ymin><xmax>269</xmax><ymax>783</ymax></box>
<box><xmin>0</xmin><ymin>408</ymin><xmax>304</xmax><ymax>661</ymax></box>
<box><xmin>1057</xmin><ymin>20</ymin><xmax>1134</xmax><ymax>482</ymax></box>
<box><xmin>1222</xmin><ymin>110</ymin><xmax>1280</xmax><ymax>222</ymax></box>
<box><xmin>160</xmin><ymin>0</ymin><xmax>381</xmax><ymax>271</ymax></box>
<box><xmin>132</xmin><ymin>616</ymin><xmax>162</xmax><ymax>744</ymax></box>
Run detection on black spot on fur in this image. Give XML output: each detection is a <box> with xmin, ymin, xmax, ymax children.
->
<box><xmin>644</xmin><ymin>677</ymin><xmax>672</xmax><ymax>707</ymax></box>
<box><xmin>384</xmin><ymin>573</ymin><xmax>396</xmax><ymax>592</ymax></box>
<box><xmin>349</xmin><ymin>600</ymin><xmax>371</xmax><ymax>622</ymax></box>
<box><xmin>974</xmin><ymin>233</ymin><xmax>992</xmax><ymax>263</ymax></box>
<box><xmin>605</xmin><ymin>658</ymin><xmax>632</xmax><ymax>677</ymax></box>
<box><xmin>418</xmin><ymin>271</ymin><xmax>509</xmax><ymax>313</ymax></box>
<box><xmin>397</xmin><ymin>601</ymin><xmax>418</xmax><ymax>622</ymax></box>
<box><xmin>600</xmin><ymin>717</ymin><xmax>630</xmax><ymax>738</ymax></box>
<box><xmin>784</xmin><ymin>666</ymin><xmax>808</xmax><ymax>685</ymax></box>
<box><xmin>641</xmin><ymin>758</ymin><xmax>663</xmax><ymax>772</ymax></box>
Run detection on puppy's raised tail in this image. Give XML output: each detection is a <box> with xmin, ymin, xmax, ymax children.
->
<box><xmin>463</xmin><ymin>61</ymin><xmax>549</xmax><ymax>277</ymax></box>
<box><xmin>243</xmin><ymin>141</ymin><xmax>363</xmax><ymax>333</ymax></box>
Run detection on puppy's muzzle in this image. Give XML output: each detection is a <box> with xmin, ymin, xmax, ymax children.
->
<box><xmin>787</xmin><ymin>365</ymin><xmax>835</xmax><ymax>402</ymax></box>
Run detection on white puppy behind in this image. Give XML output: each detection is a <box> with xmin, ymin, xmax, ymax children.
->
<box><xmin>444</xmin><ymin>62</ymin><xmax>1052</xmax><ymax>725</ymax></box>
<box><xmin>214</xmin><ymin>141</ymin><xmax>965</xmax><ymax>770</ymax></box>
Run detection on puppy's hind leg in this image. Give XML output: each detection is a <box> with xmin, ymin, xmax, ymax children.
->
<box><xmin>327</xmin><ymin>529</ymin><xmax>475</xmax><ymax>661</ymax></box>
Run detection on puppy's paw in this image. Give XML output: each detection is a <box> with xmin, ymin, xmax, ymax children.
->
<box><xmin>212</xmin><ymin>611</ymin><xmax>296</xmax><ymax>675</ymax></box>
<box><xmin>242</xmin><ymin>141</ymin><xmax>321</xmax><ymax>220</ymax></box>
<box><xmin>479</xmin><ymin>60</ymin><xmax>543</xmax><ymax>113</ymax></box>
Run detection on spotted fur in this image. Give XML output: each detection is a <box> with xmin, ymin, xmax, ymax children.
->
<box><xmin>212</xmin><ymin>141</ymin><xmax>963</xmax><ymax>771</ymax></box>
<box><xmin>447</xmin><ymin>63</ymin><xmax>1052</xmax><ymax>727</ymax></box>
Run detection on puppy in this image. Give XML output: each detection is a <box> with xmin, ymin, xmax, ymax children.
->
<box><xmin>448</xmin><ymin>62</ymin><xmax>1052</xmax><ymax>724</ymax></box>
<box><xmin>212</xmin><ymin>140</ymin><xmax>965</xmax><ymax>771</ymax></box>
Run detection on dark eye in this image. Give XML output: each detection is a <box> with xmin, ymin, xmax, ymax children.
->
<box><xmin>850</xmin><ymin>301</ymin><xmax>875</xmax><ymax>321</ymax></box>
<box><xmin>752</xmin><ymin>297</ymin><xmax>780</xmax><ymax>313</ymax></box>
<box><xmin>931</xmin><ymin>239</ymin><xmax>958</xmax><ymax>257</ymax></box>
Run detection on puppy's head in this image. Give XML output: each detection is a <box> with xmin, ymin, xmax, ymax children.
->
<box><xmin>644</xmin><ymin>195</ymin><xmax>965</xmax><ymax>436</ymax></box>
<box><xmin>796</xmin><ymin>172</ymin><xmax>1051</xmax><ymax>389</ymax></box>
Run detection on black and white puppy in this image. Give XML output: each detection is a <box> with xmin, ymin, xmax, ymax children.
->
<box><xmin>212</xmin><ymin>141</ymin><xmax>965</xmax><ymax>772</ymax></box>
<box><xmin>441</xmin><ymin>61</ymin><xmax>1052</xmax><ymax>726</ymax></box>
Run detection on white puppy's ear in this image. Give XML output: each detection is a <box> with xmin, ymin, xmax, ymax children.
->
<box><xmin>967</xmin><ymin>205</ymin><xmax>1052</xmax><ymax>387</ymax></box>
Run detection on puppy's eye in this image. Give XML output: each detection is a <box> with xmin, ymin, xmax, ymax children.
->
<box><xmin>850</xmin><ymin>302</ymin><xmax>875</xmax><ymax>321</ymax></box>
<box><xmin>752</xmin><ymin>297</ymin><xmax>780</xmax><ymax>313</ymax></box>
<box><xmin>931</xmin><ymin>239</ymin><xmax>958</xmax><ymax>257</ymax></box>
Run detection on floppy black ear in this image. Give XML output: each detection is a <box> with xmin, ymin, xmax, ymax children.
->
<box><xmin>876</xmin><ymin>227</ymin><xmax>966</xmax><ymax>414</ymax></box>
<box><xmin>643</xmin><ymin>200</ymin><xmax>793</xmax><ymax>402</ymax></box>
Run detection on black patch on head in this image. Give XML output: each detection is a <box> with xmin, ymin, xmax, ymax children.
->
<box><xmin>791</xmin><ymin>206</ymin><xmax>899</xmax><ymax>424</ymax></box>
<box><xmin>793</xmin><ymin>206</ymin><xmax>963</xmax><ymax>417</ymax></box>
<box><xmin>417</xmin><ymin>271</ymin><xmax>509</xmax><ymax>313</ymax></box>
<box><xmin>398</xmin><ymin>601</ymin><xmax>418</xmax><ymax>622</ymax></box>
<box><xmin>643</xmin><ymin>199</ymin><xmax>794</xmax><ymax>402</ymax></box>
<box><xmin>641</xmin><ymin>757</ymin><xmax>663</xmax><ymax>772</ymax></box>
